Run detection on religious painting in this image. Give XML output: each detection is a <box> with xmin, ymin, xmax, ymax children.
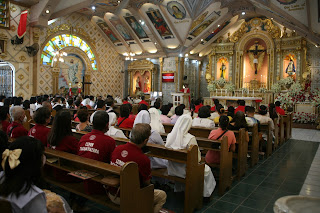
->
<box><xmin>243</xmin><ymin>39</ymin><xmax>268</xmax><ymax>88</ymax></box>
<box><xmin>188</xmin><ymin>11</ymin><xmax>221</xmax><ymax>38</ymax></box>
<box><xmin>146</xmin><ymin>9</ymin><xmax>174</xmax><ymax>39</ymax></box>
<box><xmin>167</xmin><ymin>1</ymin><xmax>186</xmax><ymax>20</ymax></box>
<box><xmin>58</xmin><ymin>54</ymin><xmax>85</xmax><ymax>89</ymax></box>
<box><xmin>203</xmin><ymin>20</ymin><xmax>230</xmax><ymax>43</ymax></box>
<box><xmin>217</xmin><ymin>57</ymin><xmax>228</xmax><ymax>80</ymax></box>
<box><xmin>109</xmin><ymin>18</ymin><xmax>133</xmax><ymax>41</ymax></box>
<box><xmin>283</xmin><ymin>54</ymin><xmax>297</xmax><ymax>79</ymax></box>
<box><xmin>96</xmin><ymin>19</ymin><xmax>120</xmax><ymax>43</ymax></box>
<box><xmin>124</xmin><ymin>15</ymin><xmax>148</xmax><ymax>39</ymax></box>
<box><xmin>133</xmin><ymin>71</ymin><xmax>151</xmax><ymax>94</ymax></box>
<box><xmin>276</xmin><ymin>0</ymin><xmax>297</xmax><ymax>5</ymax></box>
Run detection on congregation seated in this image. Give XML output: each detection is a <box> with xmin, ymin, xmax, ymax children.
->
<box><xmin>194</xmin><ymin>98</ymin><xmax>204</xmax><ymax>113</ymax></box>
<box><xmin>75</xmin><ymin>108</ymin><xmax>92</xmax><ymax>132</ymax></box>
<box><xmin>106</xmin><ymin>112</ymin><xmax>127</xmax><ymax>139</ymax></box>
<box><xmin>127</xmin><ymin>103</ymin><xmax>136</xmax><ymax>120</ymax></box>
<box><xmin>149</xmin><ymin>108</ymin><xmax>165</xmax><ymax>134</ymax></box>
<box><xmin>138</xmin><ymin>103</ymin><xmax>148</xmax><ymax>113</ymax></box>
<box><xmin>165</xmin><ymin>114</ymin><xmax>215</xmax><ymax>197</ymax></box>
<box><xmin>105</xmin><ymin>97</ymin><xmax>115</xmax><ymax>113</ymax></box>
<box><xmin>89</xmin><ymin>99</ymin><xmax>106</xmax><ymax>123</ymax></box>
<box><xmin>35</xmin><ymin>97</ymin><xmax>42</xmax><ymax>110</ymax></box>
<box><xmin>170</xmin><ymin>105</ymin><xmax>184</xmax><ymax>124</ymax></box>
<box><xmin>228</xmin><ymin>111</ymin><xmax>249</xmax><ymax>142</ymax></box>
<box><xmin>134</xmin><ymin>110</ymin><xmax>167</xmax><ymax>169</ymax></box>
<box><xmin>214</xmin><ymin>105</ymin><xmax>232</xmax><ymax>124</ymax></box>
<box><xmin>234</xmin><ymin>100</ymin><xmax>246</xmax><ymax>114</ymax></box>
<box><xmin>192</xmin><ymin>106</ymin><xmax>215</xmax><ymax>128</ymax></box>
<box><xmin>275</xmin><ymin>101</ymin><xmax>286</xmax><ymax>115</ymax></box>
<box><xmin>139</xmin><ymin>96</ymin><xmax>149</xmax><ymax>106</ymax></box>
<box><xmin>245</xmin><ymin>106</ymin><xmax>260</xmax><ymax>127</ymax></box>
<box><xmin>110</xmin><ymin>123</ymin><xmax>167</xmax><ymax>212</ymax></box>
<box><xmin>254</xmin><ymin>105</ymin><xmax>275</xmax><ymax>130</ymax></box>
<box><xmin>117</xmin><ymin>104</ymin><xmax>134</xmax><ymax>128</ymax></box>
<box><xmin>28</xmin><ymin>107</ymin><xmax>51</xmax><ymax>146</ymax></box>
<box><xmin>160</xmin><ymin>105</ymin><xmax>171</xmax><ymax>123</ymax></box>
<box><xmin>0</xmin><ymin>106</ymin><xmax>10</xmax><ymax>133</ymax></box>
<box><xmin>205</xmin><ymin>115</ymin><xmax>236</xmax><ymax>164</ymax></box>
<box><xmin>227</xmin><ymin>106</ymin><xmax>235</xmax><ymax>118</ymax></box>
<box><xmin>7</xmin><ymin>106</ymin><xmax>28</xmax><ymax>139</ymax></box>
<box><xmin>269</xmin><ymin>103</ymin><xmax>279</xmax><ymax>120</ymax></box>
<box><xmin>66</xmin><ymin>99</ymin><xmax>75</xmax><ymax>109</ymax></box>
<box><xmin>210</xmin><ymin>99</ymin><xmax>220</xmax><ymax>112</ymax></box>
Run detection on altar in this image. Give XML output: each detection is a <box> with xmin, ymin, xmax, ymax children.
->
<box><xmin>205</xmin><ymin>95</ymin><xmax>262</xmax><ymax>109</ymax></box>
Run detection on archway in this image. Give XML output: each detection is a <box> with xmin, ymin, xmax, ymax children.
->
<box><xmin>0</xmin><ymin>60</ymin><xmax>15</xmax><ymax>97</ymax></box>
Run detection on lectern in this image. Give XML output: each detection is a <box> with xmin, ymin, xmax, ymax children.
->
<box><xmin>171</xmin><ymin>92</ymin><xmax>190</xmax><ymax>108</ymax></box>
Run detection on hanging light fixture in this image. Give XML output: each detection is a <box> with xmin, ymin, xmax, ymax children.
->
<box><xmin>123</xmin><ymin>52</ymin><xmax>135</xmax><ymax>61</ymax></box>
<box><xmin>52</xmin><ymin>50</ymin><xmax>67</xmax><ymax>66</ymax></box>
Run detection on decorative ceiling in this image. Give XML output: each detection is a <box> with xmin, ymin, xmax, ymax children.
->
<box><xmin>13</xmin><ymin>0</ymin><xmax>320</xmax><ymax>59</ymax></box>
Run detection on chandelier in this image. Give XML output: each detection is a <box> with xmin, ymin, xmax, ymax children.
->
<box><xmin>123</xmin><ymin>52</ymin><xmax>135</xmax><ymax>61</ymax></box>
<box><xmin>53</xmin><ymin>50</ymin><xmax>67</xmax><ymax>63</ymax></box>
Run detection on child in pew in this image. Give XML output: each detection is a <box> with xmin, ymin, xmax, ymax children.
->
<box><xmin>228</xmin><ymin>111</ymin><xmax>249</xmax><ymax>143</ymax></box>
<box><xmin>165</xmin><ymin>114</ymin><xmax>216</xmax><ymax>198</ymax></box>
<box><xmin>214</xmin><ymin>105</ymin><xmax>232</xmax><ymax>124</ymax></box>
<box><xmin>205</xmin><ymin>116</ymin><xmax>236</xmax><ymax>164</ymax></box>
<box><xmin>75</xmin><ymin>108</ymin><xmax>92</xmax><ymax>132</ymax></box>
<box><xmin>0</xmin><ymin>136</ymin><xmax>72</xmax><ymax>213</ymax></box>
<box><xmin>110</xmin><ymin>123</ymin><xmax>167</xmax><ymax>213</ymax></box>
<box><xmin>28</xmin><ymin>107</ymin><xmax>51</xmax><ymax>147</ymax></box>
<box><xmin>192</xmin><ymin>106</ymin><xmax>215</xmax><ymax>128</ymax></box>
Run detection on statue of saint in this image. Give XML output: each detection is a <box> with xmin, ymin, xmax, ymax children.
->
<box><xmin>144</xmin><ymin>76</ymin><xmax>150</xmax><ymax>93</ymax></box>
<box><xmin>136</xmin><ymin>76</ymin><xmax>141</xmax><ymax>92</ymax></box>
<box><xmin>220</xmin><ymin>62</ymin><xmax>226</xmax><ymax>79</ymax></box>
<box><xmin>66</xmin><ymin>59</ymin><xmax>79</xmax><ymax>85</ymax></box>
<box><xmin>286</xmin><ymin>59</ymin><xmax>296</xmax><ymax>76</ymax></box>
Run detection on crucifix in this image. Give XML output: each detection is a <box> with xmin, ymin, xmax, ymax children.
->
<box><xmin>247</xmin><ymin>41</ymin><xmax>266</xmax><ymax>74</ymax></box>
<box><xmin>76</xmin><ymin>76</ymin><xmax>92</xmax><ymax>95</ymax></box>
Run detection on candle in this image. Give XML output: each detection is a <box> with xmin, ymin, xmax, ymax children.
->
<box><xmin>253</xmin><ymin>89</ymin><xmax>254</xmax><ymax>97</ymax></box>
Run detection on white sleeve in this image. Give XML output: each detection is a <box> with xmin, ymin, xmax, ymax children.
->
<box><xmin>149</xmin><ymin>131</ymin><xmax>164</xmax><ymax>145</ymax></box>
<box><xmin>90</xmin><ymin>111</ymin><xmax>96</xmax><ymax>124</ymax></box>
<box><xmin>23</xmin><ymin>193</ymin><xmax>48</xmax><ymax>213</ymax></box>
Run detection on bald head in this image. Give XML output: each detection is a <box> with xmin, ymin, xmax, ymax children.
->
<box><xmin>11</xmin><ymin>106</ymin><xmax>25</xmax><ymax>123</ymax></box>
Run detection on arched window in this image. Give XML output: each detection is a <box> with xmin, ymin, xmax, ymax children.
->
<box><xmin>41</xmin><ymin>34</ymin><xmax>97</xmax><ymax>70</ymax></box>
<box><xmin>0</xmin><ymin>60</ymin><xmax>15</xmax><ymax>97</ymax></box>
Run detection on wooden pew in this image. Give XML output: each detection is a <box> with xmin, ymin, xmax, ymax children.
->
<box><xmin>71</xmin><ymin>130</ymin><xmax>205</xmax><ymax>213</ymax></box>
<box><xmin>44</xmin><ymin>148</ymin><xmax>154</xmax><ymax>213</ymax></box>
<box><xmin>273</xmin><ymin>118</ymin><xmax>279</xmax><ymax>150</ymax></box>
<box><xmin>163</xmin><ymin>123</ymin><xmax>213</xmax><ymax>138</ymax></box>
<box><xmin>279</xmin><ymin>115</ymin><xmax>285</xmax><ymax>146</ymax></box>
<box><xmin>247</xmin><ymin>123</ymin><xmax>259</xmax><ymax>167</ymax></box>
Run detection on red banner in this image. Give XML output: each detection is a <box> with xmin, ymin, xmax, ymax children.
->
<box><xmin>17</xmin><ymin>10</ymin><xmax>28</xmax><ymax>39</ymax></box>
<box><xmin>162</xmin><ymin>73</ymin><xmax>174</xmax><ymax>82</ymax></box>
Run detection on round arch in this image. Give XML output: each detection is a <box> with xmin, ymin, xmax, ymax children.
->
<box><xmin>0</xmin><ymin>60</ymin><xmax>15</xmax><ymax>97</ymax></box>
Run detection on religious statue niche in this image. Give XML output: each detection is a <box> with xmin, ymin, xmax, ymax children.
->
<box><xmin>217</xmin><ymin>57</ymin><xmax>228</xmax><ymax>80</ymax></box>
<box><xmin>243</xmin><ymin>39</ymin><xmax>268</xmax><ymax>89</ymax></box>
<box><xmin>58</xmin><ymin>54</ymin><xmax>85</xmax><ymax>93</ymax></box>
<box><xmin>283</xmin><ymin>54</ymin><xmax>296</xmax><ymax>80</ymax></box>
<box><xmin>146</xmin><ymin>9</ymin><xmax>174</xmax><ymax>39</ymax></box>
<box><xmin>133</xmin><ymin>71</ymin><xmax>151</xmax><ymax>94</ymax></box>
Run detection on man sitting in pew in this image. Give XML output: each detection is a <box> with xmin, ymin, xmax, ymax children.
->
<box><xmin>245</xmin><ymin>106</ymin><xmax>260</xmax><ymax>129</ymax></box>
<box><xmin>234</xmin><ymin>100</ymin><xmax>246</xmax><ymax>114</ymax></box>
<box><xmin>110</xmin><ymin>123</ymin><xmax>167</xmax><ymax>213</ymax></box>
<box><xmin>206</xmin><ymin>116</ymin><xmax>236</xmax><ymax>164</ymax></box>
<box><xmin>89</xmin><ymin>99</ymin><xmax>106</xmax><ymax>123</ymax></box>
<box><xmin>7</xmin><ymin>106</ymin><xmax>28</xmax><ymax>139</ymax></box>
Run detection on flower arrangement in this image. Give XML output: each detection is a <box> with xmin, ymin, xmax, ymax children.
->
<box><xmin>279</xmin><ymin>77</ymin><xmax>294</xmax><ymax>86</ymax></box>
<box><xmin>271</xmin><ymin>83</ymin><xmax>281</xmax><ymax>93</ymax></box>
<box><xmin>241</xmin><ymin>87</ymin><xmax>249</xmax><ymax>94</ymax></box>
<box><xmin>293</xmin><ymin>112</ymin><xmax>317</xmax><ymax>123</ymax></box>
<box><xmin>213</xmin><ymin>78</ymin><xmax>227</xmax><ymax>88</ymax></box>
<box><xmin>289</xmin><ymin>82</ymin><xmax>303</xmax><ymax>96</ymax></box>
<box><xmin>225</xmin><ymin>83</ymin><xmax>235</xmax><ymax>92</ymax></box>
<box><xmin>276</xmin><ymin>93</ymin><xmax>294</xmax><ymax>107</ymax></box>
<box><xmin>207</xmin><ymin>82</ymin><xmax>216</xmax><ymax>92</ymax></box>
<box><xmin>136</xmin><ymin>91</ymin><xmax>144</xmax><ymax>97</ymax></box>
<box><xmin>258</xmin><ymin>87</ymin><xmax>267</xmax><ymax>93</ymax></box>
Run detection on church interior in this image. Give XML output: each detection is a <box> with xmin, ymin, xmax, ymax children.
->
<box><xmin>1</xmin><ymin>0</ymin><xmax>320</xmax><ymax>212</ymax></box>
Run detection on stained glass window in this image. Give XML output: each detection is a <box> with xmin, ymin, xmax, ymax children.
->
<box><xmin>41</xmin><ymin>34</ymin><xmax>97</xmax><ymax>70</ymax></box>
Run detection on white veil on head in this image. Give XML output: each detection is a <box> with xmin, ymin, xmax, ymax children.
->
<box><xmin>133</xmin><ymin>110</ymin><xmax>150</xmax><ymax>125</ymax></box>
<box><xmin>148</xmin><ymin>108</ymin><xmax>165</xmax><ymax>133</ymax></box>
<box><xmin>165</xmin><ymin>114</ymin><xmax>194</xmax><ymax>150</ymax></box>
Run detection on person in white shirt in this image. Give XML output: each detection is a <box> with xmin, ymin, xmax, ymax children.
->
<box><xmin>35</xmin><ymin>97</ymin><xmax>43</xmax><ymax>110</ymax></box>
<box><xmin>89</xmin><ymin>100</ymin><xmax>106</xmax><ymax>123</ymax></box>
<box><xmin>165</xmin><ymin>114</ymin><xmax>216</xmax><ymax>197</ymax></box>
<box><xmin>29</xmin><ymin>97</ymin><xmax>37</xmax><ymax>115</ymax></box>
<box><xmin>105</xmin><ymin>112</ymin><xmax>127</xmax><ymax>139</ymax></box>
<box><xmin>192</xmin><ymin>106</ymin><xmax>215</xmax><ymax>128</ymax></box>
<box><xmin>89</xmin><ymin>96</ymin><xmax>95</xmax><ymax>108</ymax></box>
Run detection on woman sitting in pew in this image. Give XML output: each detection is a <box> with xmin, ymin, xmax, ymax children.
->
<box><xmin>192</xmin><ymin>106</ymin><xmax>215</xmax><ymax>128</ymax></box>
<box><xmin>228</xmin><ymin>111</ymin><xmax>249</xmax><ymax>142</ymax></box>
<box><xmin>165</xmin><ymin>114</ymin><xmax>216</xmax><ymax>198</ymax></box>
<box><xmin>28</xmin><ymin>107</ymin><xmax>51</xmax><ymax>146</ymax></box>
<box><xmin>75</xmin><ymin>108</ymin><xmax>92</xmax><ymax>132</ymax></box>
<box><xmin>214</xmin><ymin>105</ymin><xmax>232</xmax><ymax>124</ymax></box>
<box><xmin>205</xmin><ymin>116</ymin><xmax>236</xmax><ymax>164</ymax></box>
<box><xmin>160</xmin><ymin>105</ymin><xmax>171</xmax><ymax>124</ymax></box>
<box><xmin>170</xmin><ymin>105</ymin><xmax>184</xmax><ymax>124</ymax></box>
<box><xmin>106</xmin><ymin>112</ymin><xmax>127</xmax><ymax>139</ymax></box>
<box><xmin>117</xmin><ymin>104</ymin><xmax>134</xmax><ymax>129</ymax></box>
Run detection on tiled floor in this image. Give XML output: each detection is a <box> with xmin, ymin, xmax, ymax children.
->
<box><xmin>50</xmin><ymin>138</ymin><xmax>319</xmax><ymax>213</ymax></box>
<box><xmin>291</xmin><ymin>128</ymin><xmax>320</xmax><ymax>142</ymax></box>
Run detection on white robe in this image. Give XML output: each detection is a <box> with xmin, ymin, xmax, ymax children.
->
<box><xmin>192</xmin><ymin>117</ymin><xmax>215</xmax><ymax>129</ymax></box>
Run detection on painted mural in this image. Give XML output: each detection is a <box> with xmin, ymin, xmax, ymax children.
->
<box><xmin>59</xmin><ymin>54</ymin><xmax>85</xmax><ymax>88</ymax></box>
<box><xmin>124</xmin><ymin>15</ymin><xmax>148</xmax><ymax>39</ymax></box>
<box><xmin>95</xmin><ymin>19</ymin><xmax>120</xmax><ymax>43</ymax></box>
<box><xmin>109</xmin><ymin>18</ymin><xmax>133</xmax><ymax>41</ymax></box>
<box><xmin>188</xmin><ymin>10</ymin><xmax>221</xmax><ymax>39</ymax></box>
<box><xmin>167</xmin><ymin>1</ymin><xmax>186</xmax><ymax>20</ymax></box>
<box><xmin>203</xmin><ymin>21</ymin><xmax>230</xmax><ymax>43</ymax></box>
<box><xmin>146</xmin><ymin>9</ymin><xmax>174</xmax><ymax>38</ymax></box>
<box><xmin>277</xmin><ymin>0</ymin><xmax>297</xmax><ymax>4</ymax></box>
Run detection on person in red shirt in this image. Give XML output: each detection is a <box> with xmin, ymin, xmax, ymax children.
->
<box><xmin>275</xmin><ymin>101</ymin><xmax>286</xmax><ymax>115</ymax></box>
<box><xmin>28</xmin><ymin>107</ymin><xmax>51</xmax><ymax>146</ymax></box>
<box><xmin>139</xmin><ymin>96</ymin><xmax>149</xmax><ymax>106</ymax></box>
<box><xmin>6</xmin><ymin>106</ymin><xmax>28</xmax><ymax>139</ymax></box>
<box><xmin>210</xmin><ymin>99</ymin><xmax>220</xmax><ymax>112</ymax></box>
<box><xmin>110</xmin><ymin>123</ymin><xmax>166</xmax><ymax>212</ymax></box>
<box><xmin>117</xmin><ymin>104</ymin><xmax>134</xmax><ymax>128</ymax></box>
<box><xmin>78</xmin><ymin>111</ymin><xmax>116</xmax><ymax>195</ymax></box>
<box><xmin>234</xmin><ymin>100</ymin><xmax>246</xmax><ymax>114</ymax></box>
<box><xmin>194</xmin><ymin>98</ymin><xmax>204</xmax><ymax>113</ymax></box>
<box><xmin>0</xmin><ymin>106</ymin><xmax>10</xmax><ymax>133</ymax></box>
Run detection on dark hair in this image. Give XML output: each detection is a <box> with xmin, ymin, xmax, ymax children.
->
<box><xmin>0</xmin><ymin>95</ymin><xmax>5</xmax><ymax>102</ymax></box>
<box><xmin>231</xmin><ymin>111</ymin><xmax>248</xmax><ymax>129</ymax></box>
<box><xmin>36</xmin><ymin>97</ymin><xmax>42</xmax><ymax>104</ymax></box>
<box><xmin>259</xmin><ymin>105</ymin><xmax>268</xmax><ymax>115</ymax></box>
<box><xmin>0</xmin><ymin>106</ymin><xmax>9</xmax><ymax>121</ymax></box>
<box><xmin>216</xmin><ymin>104</ymin><xmax>225</xmax><ymax>115</ymax></box>
<box><xmin>245</xmin><ymin>106</ymin><xmax>250</xmax><ymax>113</ymax></box>
<box><xmin>14</xmin><ymin>98</ymin><xmax>22</xmax><ymax>106</ymax></box>
<box><xmin>154</xmin><ymin>101</ymin><xmax>160</xmax><ymax>109</ymax></box>
<box><xmin>89</xmin><ymin>96</ymin><xmax>94</xmax><ymax>101</ymax></box>
<box><xmin>160</xmin><ymin>105</ymin><xmax>170</xmax><ymax>116</ymax></box>
<box><xmin>93</xmin><ymin>111</ymin><xmax>109</xmax><ymax>131</ymax></box>
<box><xmin>219</xmin><ymin>115</ymin><xmax>230</xmax><ymax>130</ymax></box>
<box><xmin>74</xmin><ymin>100</ymin><xmax>81</xmax><ymax>107</ymax></box>
<box><xmin>131</xmin><ymin>123</ymin><xmax>151</xmax><ymax>145</ymax></box>
<box><xmin>239</xmin><ymin>100</ymin><xmax>245</xmax><ymax>106</ymax></box>
<box><xmin>275</xmin><ymin>101</ymin><xmax>281</xmax><ymax>107</ymax></box>
<box><xmin>247</xmin><ymin>106</ymin><xmax>255</xmax><ymax>114</ymax></box>
<box><xmin>67</xmin><ymin>99</ymin><xmax>74</xmax><ymax>106</ymax></box>
<box><xmin>0</xmin><ymin>137</ymin><xmax>44</xmax><ymax>197</ymax></box>
<box><xmin>269</xmin><ymin>103</ymin><xmax>278</xmax><ymax>119</ymax></box>
<box><xmin>22</xmin><ymin>100</ymin><xmax>30</xmax><ymax>110</ymax></box>
<box><xmin>30</xmin><ymin>97</ymin><xmax>36</xmax><ymax>104</ymax></box>
<box><xmin>48</xmin><ymin>110</ymin><xmax>72</xmax><ymax>147</ymax></box>
<box><xmin>168</xmin><ymin>103</ymin><xmax>173</xmax><ymax>108</ymax></box>
<box><xmin>141</xmin><ymin>96</ymin><xmax>145</xmax><ymax>100</ymax></box>
<box><xmin>96</xmin><ymin>100</ymin><xmax>105</xmax><ymax>109</ymax></box>
<box><xmin>120</xmin><ymin>104</ymin><xmax>130</xmax><ymax>118</ymax></box>
<box><xmin>198</xmin><ymin>106</ymin><xmax>211</xmax><ymax>118</ymax></box>
<box><xmin>175</xmin><ymin>105</ymin><xmax>184</xmax><ymax>116</ymax></box>
<box><xmin>138</xmin><ymin>104</ymin><xmax>148</xmax><ymax>112</ymax></box>
<box><xmin>0</xmin><ymin>131</ymin><xmax>8</xmax><ymax>168</ymax></box>
<box><xmin>53</xmin><ymin>105</ymin><xmax>63</xmax><ymax>112</ymax></box>
<box><xmin>3</xmin><ymin>98</ymin><xmax>11</xmax><ymax>106</ymax></box>
<box><xmin>105</xmin><ymin>98</ymin><xmax>114</xmax><ymax>107</ymax></box>
<box><xmin>127</xmin><ymin>103</ymin><xmax>133</xmax><ymax>113</ymax></box>
<box><xmin>227</xmin><ymin>106</ymin><xmax>235</xmax><ymax>117</ymax></box>
<box><xmin>77</xmin><ymin>109</ymin><xmax>89</xmax><ymax>123</ymax></box>
<box><xmin>33</xmin><ymin>107</ymin><xmax>51</xmax><ymax>125</ymax></box>
<box><xmin>213</xmin><ymin>99</ymin><xmax>219</xmax><ymax>106</ymax></box>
